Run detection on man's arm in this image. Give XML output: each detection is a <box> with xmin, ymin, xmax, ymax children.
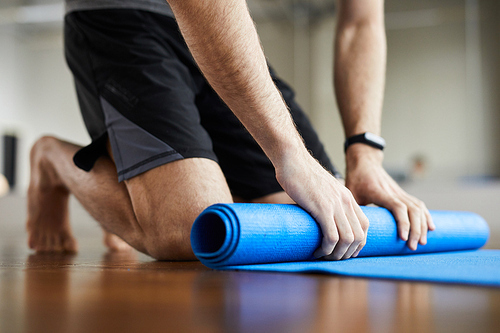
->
<box><xmin>167</xmin><ymin>0</ymin><xmax>368</xmax><ymax>260</ymax></box>
<box><xmin>334</xmin><ymin>0</ymin><xmax>435</xmax><ymax>250</ymax></box>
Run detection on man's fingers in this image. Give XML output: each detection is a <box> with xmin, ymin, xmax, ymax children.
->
<box><xmin>343</xmin><ymin>202</ymin><xmax>369</xmax><ymax>259</ymax></box>
<box><xmin>382</xmin><ymin>194</ymin><xmax>426</xmax><ymax>250</ymax></box>
<box><xmin>320</xmin><ymin>201</ymin><xmax>364</xmax><ymax>261</ymax></box>
<box><xmin>353</xmin><ymin>201</ymin><xmax>370</xmax><ymax>234</ymax></box>
<box><xmin>371</xmin><ymin>190</ymin><xmax>412</xmax><ymax>243</ymax></box>
<box><xmin>351</xmin><ymin>241</ymin><xmax>365</xmax><ymax>258</ymax></box>
<box><xmin>340</xmin><ymin>205</ymin><xmax>365</xmax><ymax>259</ymax></box>
<box><xmin>351</xmin><ymin>206</ymin><xmax>369</xmax><ymax>257</ymax></box>
<box><xmin>313</xmin><ymin>188</ymin><xmax>369</xmax><ymax>261</ymax></box>
<box><xmin>313</xmin><ymin>234</ymin><xmax>338</xmax><ymax>258</ymax></box>
<box><xmin>326</xmin><ymin>210</ymin><xmax>354</xmax><ymax>260</ymax></box>
<box><xmin>313</xmin><ymin>213</ymin><xmax>339</xmax><ymax>258</ymax></box>
<box><xmin>407</xmin><ymin>203</ymin><xmax>422</xmax><ymax>250</ymax></box>
<box><xmin>341</xmin><ymin>237</ymin><xmax>362</xmax><ymax>260</ymax></box>
<box><xmin>425</xmin><ymin>207</ymin><xmax>435</xmax><ymax>231</ymax></box>
<box><xmin>405</xmin><ymin>196</ymin><xmax>432</xmax><ymax>247</ymax></box>
<box><xmin>411</xmin><ymin>198</ymin><xmax>429</xmax><ymax>246</ymax></box>
<box><xmin>387</xmin><ymin>199</ymin><xmax>410</xmax><ymax>241</ymax></box>
<box><xmin>420</xmin><ymin>210</ymin><xmax>429</xmax><ymax>245</ymax></box>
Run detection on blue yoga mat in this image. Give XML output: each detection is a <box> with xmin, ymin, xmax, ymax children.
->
<box><xmin>191</xmin><ymin>204</ymin><xmax>500</xmax><ymax>287</ymax></box>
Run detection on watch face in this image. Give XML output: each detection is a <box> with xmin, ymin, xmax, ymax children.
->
<box><xmin>365</xmin><ymin>132</ymin><xmax>386</xmax><ymax>147</ymax></box>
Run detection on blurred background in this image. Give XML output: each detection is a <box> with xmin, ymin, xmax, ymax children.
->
<box><xmin>0</xmin><ymin>0</ymin><xmax>499</xmax><ymax>246</ymax></box>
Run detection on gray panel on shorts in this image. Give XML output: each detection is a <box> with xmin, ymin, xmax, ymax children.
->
<box><xmin>65</xmin><ymin>0</ymin><xmax>174</xmax><ymax>17</ymax></box>
<box><xmin>100</xmin><ymin>97</ymin><xmax>184</xmax><ymax>182</ymax></box>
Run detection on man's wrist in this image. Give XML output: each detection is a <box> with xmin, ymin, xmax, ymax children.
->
<box><xmin>259</xmin><ymin>120</ymin><xmax>309</xmax><ymax>170</ymax></box>
<box><xmin>345</xmin><ymin>144</ymin><xmax>384</xmax><ymax>171</ymax></box>
<box><xmin>274</xmin><ymin>139</ymin><xmax>310</xmax><ymax>169</ymax></box>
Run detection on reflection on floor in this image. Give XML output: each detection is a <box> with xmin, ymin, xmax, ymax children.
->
<box><xmin>0</xmin><ymin>246</ymin><xmax>499</xmax><ymax>333</ymax></box>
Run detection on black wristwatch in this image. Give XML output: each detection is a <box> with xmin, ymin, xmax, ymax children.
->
<box><xmin>344</xmin><ymin>132</ymin><xmax>386</xmax><ymax>153</ymax></box>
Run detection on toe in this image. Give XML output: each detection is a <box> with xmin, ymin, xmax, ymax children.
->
<box><xmin>27</xmin><ymin>231</ymin><xmax>38</xmax><ymax>250</ymax></box>
<box><xmin>62</xmin><ymin>234</ymin><xmax>78</xmax><ymax>253</ymax></box>
<box><xmin>51</xmin><ymin>235</ymin><xmax>63</xmax><ymax>252</ymax></box>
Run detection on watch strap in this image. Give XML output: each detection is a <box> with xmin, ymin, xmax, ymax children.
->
<box><xmin>344</xmin><ymin>132</ymin><xmax>386</xmax><ymax>153</ymax></box>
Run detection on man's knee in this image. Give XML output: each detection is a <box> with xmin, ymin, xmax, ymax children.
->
<box><xmin>140</xmin><ymin>215</ymin><xmax>196</xmax><ymax>261</ymax></box>
<box><xmin>123</xmin><ymin>158</ymin><xmax>233</xmax><ymax>260</ymax></box>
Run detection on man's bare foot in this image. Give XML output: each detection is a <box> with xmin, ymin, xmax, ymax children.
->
<box><xmin>26</xmin><ymin>137</ymin><xmax>78</xmax><ymax>253</ymax></box>
<box><xmin>103</xmin><ymin>230</ymin><xmax>134</xmax><ymax>252</ymax></box>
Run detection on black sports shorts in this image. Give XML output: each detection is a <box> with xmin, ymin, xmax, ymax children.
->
<box><xmin>64</xmin><ymin>9</ymin><xmax>340</xmax><ymax>200</ymax></box>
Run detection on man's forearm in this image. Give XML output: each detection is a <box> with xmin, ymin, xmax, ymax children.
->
<box><xmin>334</xmin><ymin>0</ymin><xmax>386</xmax><ymax>138</ymax></box>
<box><xmin>167</xmin><ymin>0</ymin><xmax>306</xmax><ymax>167</ymax></box>
<box><xmin>335</xmin><ymin>1</ymin><xmax>434</xmax><ymax>250</ymax></box>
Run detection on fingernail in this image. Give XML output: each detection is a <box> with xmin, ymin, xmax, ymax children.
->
<box><xmin>411</xmin><ymin>239</ymin><xmax>418</xmax><ymax>250</ymax></box>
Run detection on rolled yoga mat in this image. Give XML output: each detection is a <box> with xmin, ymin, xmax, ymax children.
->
<box><xmin>191</xmin><ymin>204</ymin><xmax>500</xmax><ymax>287</ymax></box>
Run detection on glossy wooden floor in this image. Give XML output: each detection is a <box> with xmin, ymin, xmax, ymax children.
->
<box><xmin>1</xmin><ymin>196</ymin><xmax>500</xmax><ymax>333</ymax></box>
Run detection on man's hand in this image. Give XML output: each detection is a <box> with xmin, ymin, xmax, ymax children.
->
<box><xmin>276</xmin><ymin>149</ymin><xmax>369</xmax><ymax>260</ymax></box>
<box><xmin>345</xmin><ymin>145</ymin><xmax>435</xmax><ymax>250</ymax></box>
